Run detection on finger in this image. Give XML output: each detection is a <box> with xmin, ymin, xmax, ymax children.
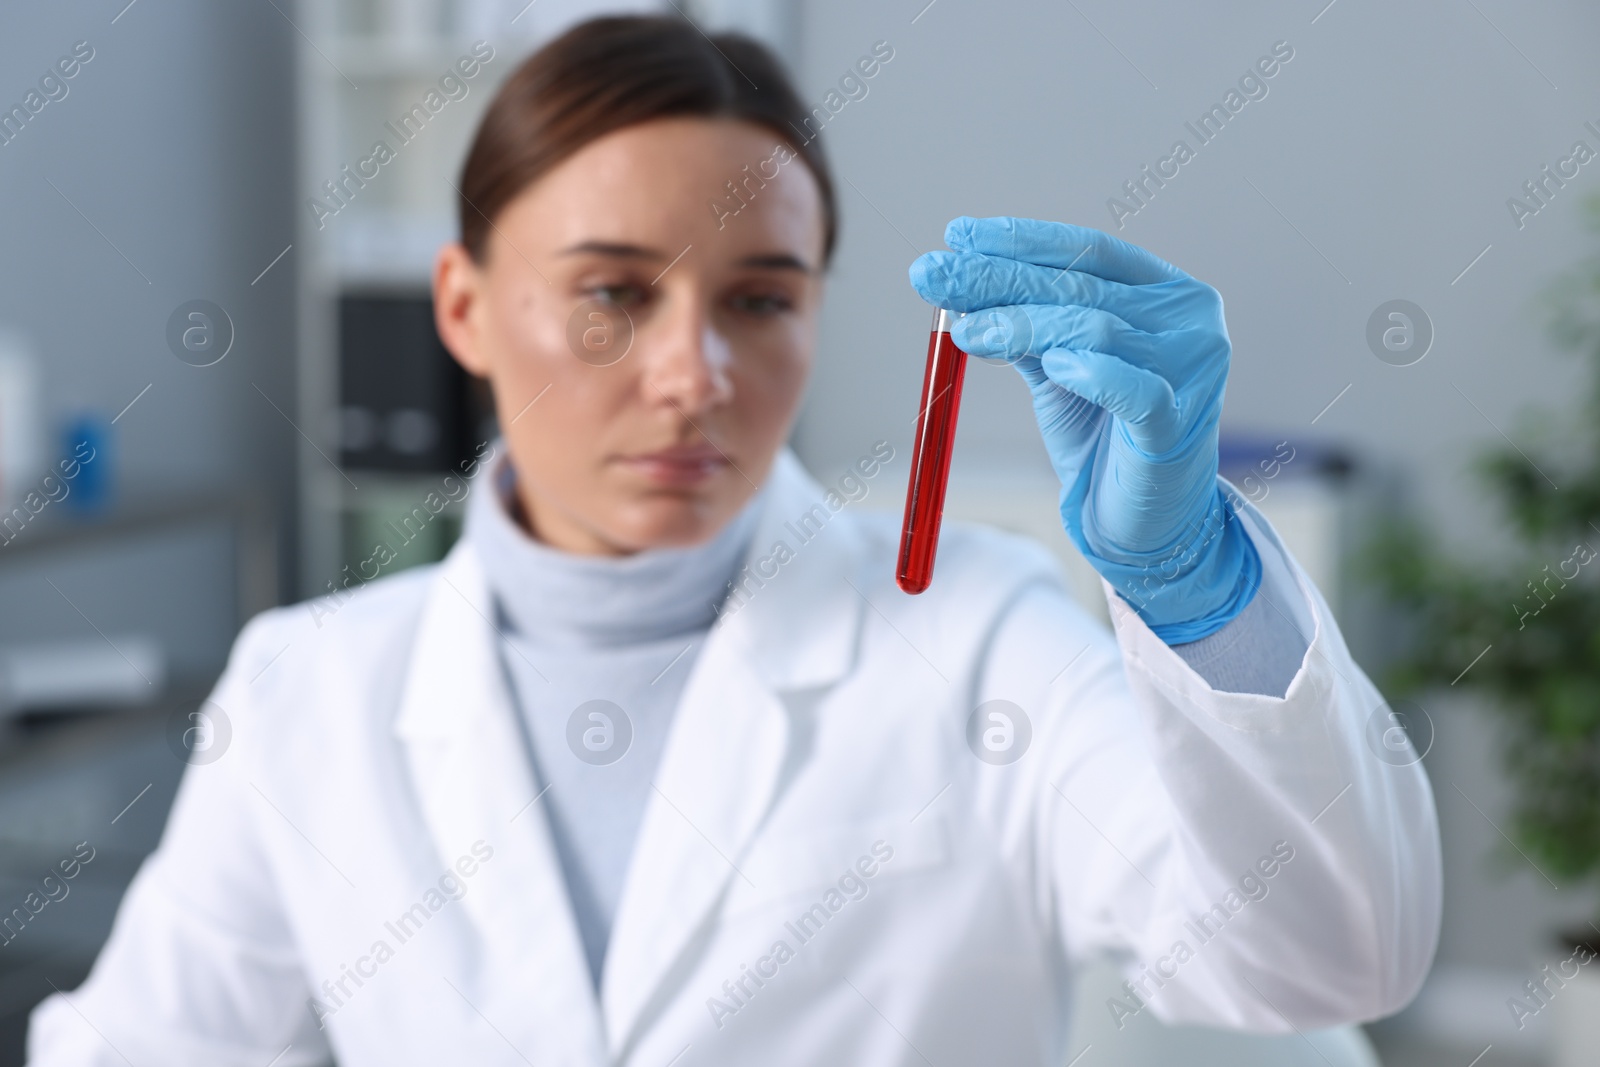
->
<box><xmin>944</xmin><ymin>217</ymin><xmax>1188</xmax><ymax>287</ymax></box>
<box><xmin>1003</xmin><ymin>351</ymin><xmax>1053</xmax><ymax>394</ymax></box>
<box><xmin>1037</xmin><ymin>346</ymin><xmax>1178</xmax><ymax>446</ymax></box>
<box><xmin>910</xmin><ymin>250</ymin><xmax>1140</xmax><ymax>317</ymax></box>
<box><xmin>953</xmin><ymin>304</ymin><xmax>1164</xmax><ymax>374</ymax></box>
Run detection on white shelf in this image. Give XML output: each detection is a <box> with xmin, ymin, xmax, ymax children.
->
<box><xmin>328</xmin><ymin>39</ymin><xmax>508</xmax><ymax>81</ymax></box>
<box><xmin>331</xmin><ymin>213</ymin><xmax>455</xmax><ymax>287</ymax></box>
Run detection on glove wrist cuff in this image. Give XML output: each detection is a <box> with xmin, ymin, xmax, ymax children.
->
<box><xmin>1146</xmin><ymin>526</ymin><xmax>1261</xmax><ymax>643</ymax></box>
<box><xmin>1067</xmin><ymin>485</ymin><xmax>1263</xmax><ymax>642</ymax></box>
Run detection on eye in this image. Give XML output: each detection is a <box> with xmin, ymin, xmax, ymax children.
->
<box><xmin>728</xmin><ymin>291</ymin><xmax>794</xmax><ymax>315</ymax></box>
<box><xmin>588</xmin><ymin>283</ymin><xmax>649</xmax><ymax>308</ymax></box>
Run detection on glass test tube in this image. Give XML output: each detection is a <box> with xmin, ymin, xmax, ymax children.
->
<box><xmin>896</xmin><ymin>307</ymin><xmax>969</xmax><ymax>595</ymax></box>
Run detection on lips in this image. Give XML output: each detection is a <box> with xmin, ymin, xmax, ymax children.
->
<box><xmin>617</xmin><ymin>443</ymin><xmax>729</xmax><ymax>486</ymax></box>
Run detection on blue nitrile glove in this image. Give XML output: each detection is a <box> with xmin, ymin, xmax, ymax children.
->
<box><xmin>908</xmin><ymin>216</ymin><xmax>1260</xmax><ymax>643</ymax></box>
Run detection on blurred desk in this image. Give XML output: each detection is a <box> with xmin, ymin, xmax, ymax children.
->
<box><xmin>0</xmin><ymin>703</ymin><xmax>193</xmax><ymax>1065</ymax></box>
<box><xmin>0</xmin><ymin>492</ymin><xmax>278</xmax><ymax>1063</ymax></box>
<box><xmin>0</xmin><ymin>491</ymin><xmax>278</xmax><ymax>710</ymax></box>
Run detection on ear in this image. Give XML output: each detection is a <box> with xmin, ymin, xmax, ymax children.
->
<box><xmin>433</xmin><ymin>242</ymin><xmax>490</xmax><ymax>377</ymax></box>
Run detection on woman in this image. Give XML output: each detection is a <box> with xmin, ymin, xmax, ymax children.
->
<box><xmin>29</xmin><ymin>16</ymin><xmax>1440</xmax><ymax>1066</ymax></box>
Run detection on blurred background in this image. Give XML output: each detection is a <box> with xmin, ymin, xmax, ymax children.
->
<box><xmin>3</xmin><ymin>0</ymin><xmax>1600</xmax><ymax>1063</ymax></box>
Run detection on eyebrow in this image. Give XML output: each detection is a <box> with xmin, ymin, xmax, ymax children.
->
<box><xmin>560</xmin><ymin>241</ymin><xmax>660</xmax><ymax>259</ymax></box>
<box><xmin>738</xmin><ymin>252</ymin><xmax>812</xmax><ymax>273</ymax></box>
<box><xmin>559</xmin><ymin>241</ymin><xmax>813</xmax><ymax>274</ymax></box>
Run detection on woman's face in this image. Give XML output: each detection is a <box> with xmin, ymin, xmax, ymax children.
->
<box><xmin>434</xmin><ymin>117</ymin><xmax>827</xmax><ymax>556</ymax></box>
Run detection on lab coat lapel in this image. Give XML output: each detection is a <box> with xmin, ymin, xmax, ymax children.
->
<box><xmin>602</xmin><ymin>449</ymin><xmax>866</xmax><ymax>1056</ymax></box>
<box><xmin>394</xmin><ymin>545</ymin><xmax>608</xmax><ymax>1065</ymax></box>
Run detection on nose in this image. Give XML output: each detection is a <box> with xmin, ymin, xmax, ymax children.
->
<box><xmin>640</xmin><ymin>299</ymin><xmax>734</xmax><ymax>416</ymax></box>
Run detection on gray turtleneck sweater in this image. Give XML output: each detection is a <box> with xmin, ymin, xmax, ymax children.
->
<box><xmin>465</xmin><ymin>456</ymin><xmax>765</xmax><ymax>987</ymax></box>
<box><xmin>463</xmin><ymin>449</ymin><xmax>1304</xmax><ymax>989</ymax></box>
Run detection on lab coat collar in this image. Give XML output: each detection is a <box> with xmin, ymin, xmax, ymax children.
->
<box><xmin>394</xmin><ymin>447</ymin><xmax>867</xmax><ymax>1061</ymax></box>
<box><xmin>709</xmin><ymin>447</ymin><xmax>868</xmax><ymax>690</ymax></box>
<box><xmin>392</xmin><ymin>543</ymin><xmax>608</xmax><ymax>1064</ymax></box>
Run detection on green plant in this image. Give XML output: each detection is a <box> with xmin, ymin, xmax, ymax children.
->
<box><xmin>1363</xmin><ymin>197</ymin><xmax>1600</xmax><ymax>889</ymax></box>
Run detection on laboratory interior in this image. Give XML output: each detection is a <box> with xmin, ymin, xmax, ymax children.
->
<box><xmin>1</xmin><ymin>0</ymin><xmax>1599</xmax><ymax>1065</ymax></box>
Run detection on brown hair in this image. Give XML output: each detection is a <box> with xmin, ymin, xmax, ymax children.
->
<box><xmin>456</xmin><ymin>16</ymin><xmax>837</xmax><ymax>267</ymax></box>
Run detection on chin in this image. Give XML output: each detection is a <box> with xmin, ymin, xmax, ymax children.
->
<box><xmin>615</xmin><ymin>496</ymin><xmax>735</xmax><ymax>551</ymax></box>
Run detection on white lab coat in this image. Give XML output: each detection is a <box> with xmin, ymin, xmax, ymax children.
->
<box><xmin>28</xmin><ymin>448</ymin><xmax>1441</xmax><ymax>1066</ymax></box>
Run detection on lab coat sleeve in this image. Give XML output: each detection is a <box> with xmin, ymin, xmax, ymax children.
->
<box><xmin>987</xmin><ymin>498</ymin><xmax>1441</xmax><ymax>1032</ymax></box>
<box><xmin>26</xmin><ymin>615</ymin><xmax>335</xmax><ymax>1067</ymax></box>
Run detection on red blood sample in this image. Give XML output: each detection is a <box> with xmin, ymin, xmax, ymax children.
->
<box><xmin>897</xmin><ymin>307</ymin><xmax>969</xmax><ymax>594</ymax></box>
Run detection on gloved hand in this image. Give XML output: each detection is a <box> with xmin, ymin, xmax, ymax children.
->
<box><xmin>908</xmin><ymin>216</ymin><xmax>1260</xmax><ymax>643</ymax></box>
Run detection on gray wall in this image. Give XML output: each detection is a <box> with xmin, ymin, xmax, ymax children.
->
<box><xmin>0</xmin><ymin>0</ymin><xmax>298</xmax><ymax>680</ymax></box>
<box><xmin>789</xmin><ymin>0</ymin><xmax>1600</xmax><ymax>984</ymax></box>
